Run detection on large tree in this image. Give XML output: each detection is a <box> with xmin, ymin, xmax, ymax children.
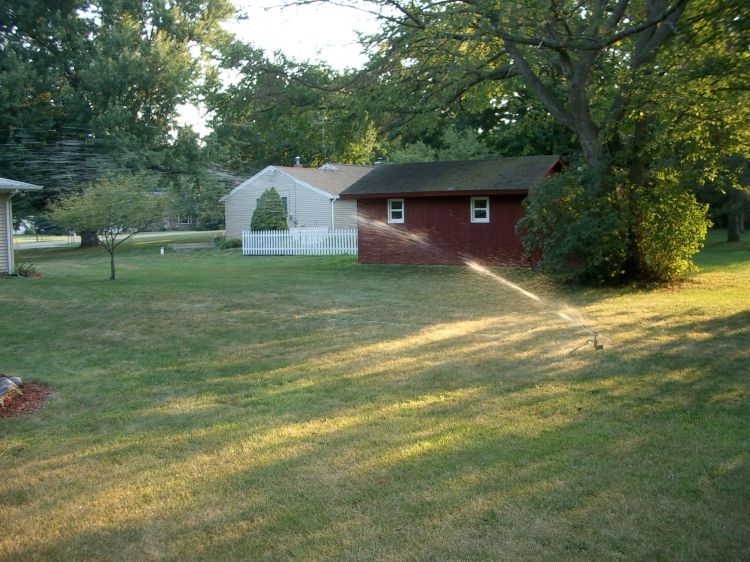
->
<box><xmin>345</xmin><ymin>0</ymin><xmax>690</xmax><ymax>182</ymax></box>
<box><xmin>645</xmin><ymin>2</ymin><xmax>749</xmax><ymax>242</ymax></box>
<box><xmin>204</xmin><ymin>41</ymin><xmax>381</xmax><ymax>172</ymax></box>
<box><xmin>324</xmin><ymin>0</ymin><xmax>746</xmax><ymax>280</ymax></box>
<box><xmin>0</xmin><ymin>0</ymin><xmax>235</xmax><ymax>242</ymax></box>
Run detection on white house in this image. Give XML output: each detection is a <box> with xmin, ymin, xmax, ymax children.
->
<box><xmin>221</xmin><ymin>163</ymin><xmax>373</xmax><ymax>237</ymax></box>
<box><xmin>0</xmin><ymin>177</ymin><xmax>43</xmax><ymax>275</ymax></box>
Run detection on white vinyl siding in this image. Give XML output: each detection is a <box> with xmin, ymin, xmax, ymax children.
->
<box><xmin>294</xmin><ymin>188</ymin><xmax>331</xmax><ymax>229</ymax></box>
<box><xmin>333</xmin><ymin>199</ymin><xmax>357</xmax><ymax>229</ymax></box>
<box><xmin>225</xmin><ymin>169</ymin><xmax>296</xmax><ymax>237</ymax></box>
<box><xmin>223</xmin><ymin>168</ymin><xmax>360</xmax><ymax>237</ymax></box>
<box><xmin>0</xmin><ymin>193</ymin><xmax>12</xmax><ymax>274</ymax></box>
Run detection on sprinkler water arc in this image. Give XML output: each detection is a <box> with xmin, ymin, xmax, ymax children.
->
<box><xmin>464</xmin><ymin>259</ymin><xmax>605</xmax><ymax>353</ymax></box>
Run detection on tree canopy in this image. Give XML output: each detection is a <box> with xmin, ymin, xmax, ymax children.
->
<box><xmin>0</xmin><ymin>0</ymin><xmax>235</xmax><ymax>239</ymax></box>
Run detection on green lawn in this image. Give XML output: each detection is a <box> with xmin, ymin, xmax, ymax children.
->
<box><xmin>1</xmin><ymin>230</ymin><xmax>748</xmax><ymax>561</ymax></box>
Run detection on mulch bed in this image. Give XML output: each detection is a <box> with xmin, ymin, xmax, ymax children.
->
<box><xmin>0</xmin><ymin>383</ymin><xmax>52</xmax><ymax>418</ymax></box>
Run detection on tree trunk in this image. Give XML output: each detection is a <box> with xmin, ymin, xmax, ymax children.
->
<box><xmin>80</xmin><ymin>230</ymin><xmax>99</xmax><ymax>248</ymax></box>
<box><xmin>727</xmin><ymin>189</ymin><xmax>743</xmax><ymax>242</ymax></box>
<box><xmin>110</xmin><ymin>251</ymin><xmax>116</xmax><ymax>280</ymax></box>
<box><xmin>578</xmin><ymin>122</ymin><xmax>607</xmax><ymax>191</ymax></box>
<box><xmin>727</xmin><ymin>211</ymin><xmax>741</xmax><ymax>243</ymax></box>
<box><xmin>628</xmin><ymin>117</ymin><xmax>651</xmax><ymax>188</ymax></box>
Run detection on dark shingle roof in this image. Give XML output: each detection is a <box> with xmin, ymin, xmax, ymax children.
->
<box><xmin>341</xmin><ymin>155</ymin><xmax>561</xmax><ymax>197</ymax></box>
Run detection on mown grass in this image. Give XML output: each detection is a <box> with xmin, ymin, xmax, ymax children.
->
<box><xmin>1</xmin><ymin>230</ymin><xmax>748</xmax><ymax>561</ymax></box>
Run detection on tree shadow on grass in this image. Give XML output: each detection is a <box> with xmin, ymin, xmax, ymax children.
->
<box><xmin>5</xmin><ymin>307</ymin><xmax>749</xmax><ymax>560</ymax></box>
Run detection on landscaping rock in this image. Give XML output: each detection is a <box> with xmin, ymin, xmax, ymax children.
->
<box><xmin>0</xmin><ymin>383</ymin><xmax>51</xmax><ymax>417</ymax></box>
<box><xmin>9</xmin><ymin>376</ymin><xmax>23</xmax><ymax>388</ymax></box>
<box><xmin>0</xmin><ymin>377</ymin><xmax>21</xmax><ymax>404</ymax></box>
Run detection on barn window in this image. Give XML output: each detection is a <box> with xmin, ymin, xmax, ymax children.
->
<box><xmin>471</xmin><ymin>197</ymin><xmax>490</xmax><ymax>223</ymax></box>
<box><xmin>388</xmin><ymin>199</ymin><xmax>405</xmax><ymax>223</ymax></box>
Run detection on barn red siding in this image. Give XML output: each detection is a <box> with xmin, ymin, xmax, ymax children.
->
<box><xmin>357</xmin><ymin>195</ymin><xmax>528</xmax><ymax>265</ymax></box>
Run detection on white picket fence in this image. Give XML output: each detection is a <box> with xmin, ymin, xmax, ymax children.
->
<box><xmin>241</xmin><ymin>227</ymin><xmax>358</xmax><ymax>256</ymax></box>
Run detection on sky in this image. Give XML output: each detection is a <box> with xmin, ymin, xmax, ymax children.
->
<box><xmin>229</xmin><ymin>1</ymin><xmax>380</xmax><ymax>70</ymax></box>
<box><xmin>178</xmin><ymin>1</ymin><xmax>381</xmax><ymax>135</ymax></box>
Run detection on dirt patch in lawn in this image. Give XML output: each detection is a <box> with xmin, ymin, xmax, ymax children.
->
<box><xmin>0</xmin><ymin>383</ymin><xmax>52</xmax><ymax>417</ymax></box>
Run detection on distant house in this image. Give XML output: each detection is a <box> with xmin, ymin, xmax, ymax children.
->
<box><xmin>0</xmin><ymin>177</ymin><xmax>43</xmax><ymax>274</ymax></box>
<box><xmin>340</xmin><ymin>156</ymin><xmax>562</xmax><ymax>265</ymax></box>
<box><xmin>221</xmin><ymin>163</ymin><xmax>374</xmax><ymax>237</ymax></box>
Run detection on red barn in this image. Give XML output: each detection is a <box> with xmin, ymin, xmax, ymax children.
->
<box><xmin>340</xmin><ymin>155</ymin><xmax>562</xmax><ymax>265</ymax></box>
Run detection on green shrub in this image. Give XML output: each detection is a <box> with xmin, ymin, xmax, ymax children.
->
<box><xmin>250</xmin><ymin>188</ymin><xmax>288</xmax><ymax>231</ymax></box>
<box><xmin>15</xmin><ymin>263</ymin><xmax>37</xmax><ymax>277</ymax></box>
<box><xmin>519</xmin><ymin>165</ymin><xmax>711</xmax><ymax>284</ymax></box>
<box><xmin>518</xmin><ymin>168</ymin><xmax>630</xmax><ymax>284</ymax></box>
<box><xmin>214</xmin><ymin>236</ymin><xmax>242</xmax><ymax>250</ymax></box>
<box><xmin>634</xmin><ymin>171</ymin><xmax>711</xmax><ymax>282</ymax></box>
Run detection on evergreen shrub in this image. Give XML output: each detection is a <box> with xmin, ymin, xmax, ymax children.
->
<box><xmin>250</xmin><ymin>188</ymin><xmax>288</xmax><ymax>231</ymax></box>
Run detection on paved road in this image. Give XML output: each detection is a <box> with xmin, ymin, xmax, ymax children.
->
<box><xmin>15</xmin><ymin>238</ymin><xmax>79</xmax><ymax>250</ymax></box>
<box><xmin>15</xmin><ymin>231</ymin><xmax>222</xmax><ymax>250</ymax></box>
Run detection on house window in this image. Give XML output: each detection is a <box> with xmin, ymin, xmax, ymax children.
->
<box><xmin>471</xmin><ymin>197</ymin><xmax>490</xmax><ymax>223</ymax></box>
<box><xmin>257</xmin><ymin>196</ymin><xmax>289</xmax><ymax>217</ymax></box>
<box><xmin>281</xmin><ymin>196</ymin><xmax>288</xmax><ymax>215</ymax></box>
<box><xmin>388</xmin><ymin>199</ymin><xmax>405</xmax><ymax>224</ymax></box>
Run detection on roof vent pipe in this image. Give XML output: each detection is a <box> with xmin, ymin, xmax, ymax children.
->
<box><xmin>294</xmin><ymin>156</ymin><xmax>302</xmax><ymax>167</ymax></box>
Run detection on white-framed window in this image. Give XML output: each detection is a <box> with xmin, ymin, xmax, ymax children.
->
<box><xmin>471</xmin><ymin>196</ymin><xmax>490</xmax><ymax>223</ymax></box>
<box><xmin>388</xmin><ymin>198</ymin><xmax>405</xmax><ymax>223</ymax></box>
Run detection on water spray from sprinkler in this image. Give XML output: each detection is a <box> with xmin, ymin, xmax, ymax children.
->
<box><xmin>464</xmin><ymin>260</ymin><xmax>604</xmax><ymax>352</ymax></box>
<box><xmin>356</xmin><ymin>218</ymin><xmax>605</xmax><ymax>352</ymax></box>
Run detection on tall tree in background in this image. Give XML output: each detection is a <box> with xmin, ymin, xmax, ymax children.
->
<box><xmin>0</xmin><ymin>0</ymin><xmax>235</xmax><ymax>242</ymax></box>
<box><xmin>389</xmin><ymin>126</ymin><xmax>492</xmax><ymax>163</ymax></box>
<box><xmin>350</xmin><ymin>0</ymin><xmax>689</xmax><ymax>182</ymax></box>
<box><xmin>647</xmin><ymin>2</ymin><xmax>749</xmax><ymax>242</ymax></box>
<box><xmin>203</xmin><ymin>40</ymin><xmax>381</xmax><ymax>173</ymax></box>
<box><xmin>165</xmin><ymin>127</ymin><xmax>228</xmax><ymax>230</ymax></box>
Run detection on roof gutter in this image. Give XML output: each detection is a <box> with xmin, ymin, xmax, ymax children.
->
<box><xmin>340</xmin><ymin>189</ymin><xmax>529</xmax><ymax>200</ymax></box>
<box><xmin>4</xmin><ymin>195</ymin><xmax>14</xmax><ymax>274</ymax></box>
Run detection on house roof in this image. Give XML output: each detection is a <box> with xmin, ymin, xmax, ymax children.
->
<box><xmin>220</xmin><ymin>163</ymin><xmax>375</xmax><ymax>202</ymax></box>
<box><xmin>273</xmin><ymin>164</ymin><xmax>374</xmax><ymax>196</ymax></box>
<box><xmin>0</xmin><ymin>177</ymin><xmax>43</xmax><ymax>192</ymax></box>
<box><xmin>340</xmin><ymin>155</ymin><xmax>561</xmax><ymax>198</ymax></box>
